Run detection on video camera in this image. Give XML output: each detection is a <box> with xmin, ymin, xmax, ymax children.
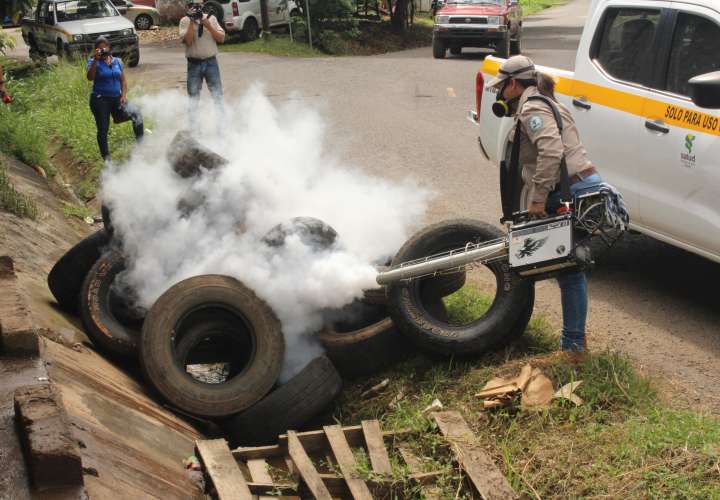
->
<box><xmin>186</xmin><ymin>2</ymin><xmax>207</xmax><ymax>21</ymax></box>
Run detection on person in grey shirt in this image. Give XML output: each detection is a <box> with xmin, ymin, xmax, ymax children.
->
<box><xmin>179</xmin><ymin>1</ymin><xmax>225</xmax><ymax>128</ymax></box>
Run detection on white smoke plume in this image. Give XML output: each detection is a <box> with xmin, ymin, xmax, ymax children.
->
<box><xmin>101</xmin><ymin>85</ymin><xmax>429</xmax><ymax>380</ymax></box>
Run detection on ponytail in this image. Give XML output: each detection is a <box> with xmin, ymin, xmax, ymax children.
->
<box><xmin>515</xmin><ymin>71</ymin><xmax>557</xmax><ymax>101</ymax></box>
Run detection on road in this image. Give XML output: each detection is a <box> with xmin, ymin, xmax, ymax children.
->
<box><xmin>9</xmin><ymin>0</ymin><xmax>720</xmax><ymax>410</ymax></box>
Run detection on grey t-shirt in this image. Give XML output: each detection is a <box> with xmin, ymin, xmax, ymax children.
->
<box><xmin>179</xmin><ymin>14</ymin><xmax>225</xmax><ymax>59</ymax></box>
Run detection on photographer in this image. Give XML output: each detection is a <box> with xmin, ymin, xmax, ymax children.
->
<box><xmin>86</xmin><ymin>36</ymin><xmax>144</xmax><ymax>162</ymax></box>
<box><xmin>179</xmin><ymin>1</ymin><xmax>225</xmax><ymax>129</ymax></box>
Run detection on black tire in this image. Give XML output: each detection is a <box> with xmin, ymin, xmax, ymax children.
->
<box><xmin>80</xmin><ymin>251</ymin><xmax>144</xmax><ymax>357</ymax></box>
<box><xmin>432</xmin><ymin>35</ymin><xmax>445</xmax><ymax>59</ymax></box>
<box><xmin>242</xmin><ymin>17</ymin><xmax>259</xmax><ymax>42</ymax></box>
<box><xmin>450</xmin><ymin>47</ymin><xmax>461</xmax><ymax>56</ymax></box>
<box><xmin>510</xmin><ymin>36</ymin><xmax>521</xmax><ymax>55</ymax></box>
<box><xmin>495</xmin><ymin>32</ymin><xmax>510</xmax><ymax>58</ymax></box>
<box><xmin>388</xmin><ymin>219</ymin><xmax>533</xmax><ymax>356</ymax></box>
<box><xmin>318</xmin><ymin>301</ymin><xmax>403</xmax><ymax>379</ymax></box>
<box><xmin>134</xmin><ymin>13</ymin><xmax>154</xmax><ymax>30</ymax></box>
<box><xmin>262</xmin><ymin>217</ymin><xmax>337</xmax><ymax>251</ymax></box>
<box><xmin>140</xmin><ymin>275</ymin><xmax>285</xmax><ymax>418</ymax></box>
<box><xmin>167</xmin><ymin>130</ymin><xmax>228</xmax><ymax>178</ymax></box>
<box><xmin>290</xmin><ymin>8</ymin><xmax>300</xmax><ymax>17</ymax></box>
<box><xmin>127</xmin><ymin>49</ymin><xmax>140</xmax><ymax>68</ymax></box>
<box><xmin>203</xmin><ymin>0</ymin><xmax>224</xmax><ymax>25</ymax></box>
<box><xmin>48</xmin><ymin>230</ymin><xmax>111</xmax><ymax>312</ymax></box>
<box><xmin>219</xmin><ymin>355</ymin><xmax>342</xmax><ymax>446</ymax></box>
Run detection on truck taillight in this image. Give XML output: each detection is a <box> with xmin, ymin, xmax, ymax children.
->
<box><xmin>475</xmin><ymin>71</ymin><xmax>484</xmax><ymax>118</ymax></box>
<box><xmin>232</xmin><ymin>2</ymin><xmax>239</xmax><ymax>16</ymax></box>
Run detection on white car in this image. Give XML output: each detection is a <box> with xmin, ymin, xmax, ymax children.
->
<box><xmin>201</xmin><ymin>0</ymin><xmax>300</xmax><ymax>40</ymax></box>
<box><xmin>471</xmin><ymin>0</ymin><xmax>720</xmax><ymax>264</ymax></box>
<box><xmin>112</xmin><ymin>0</ymin><xmax>160</xmax><ymax>30</ymax></box>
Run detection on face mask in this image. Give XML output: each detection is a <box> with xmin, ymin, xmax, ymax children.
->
<box><xmin>492</xmin><ymin>81</ymin><xmax>518</xmax><ymax>118</ymax></box>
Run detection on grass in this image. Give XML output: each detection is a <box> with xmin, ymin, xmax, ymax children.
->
<box><xmin>0</xmin><ymin>160</ymin><xmax>38</xmax><ymax>219</ymax></box>
<box><xmin>333</xmin><ymin>284</ymin><xmax>720</xmax><ymax>498</ymax></box>
<box><xmin>521</xmin><ymin>0</ymin><xmax>568</xmax><ymax>16</ymax></box>
<box><xmin>0</xmin><ymin>58</ymin><xmax>137</xmax><ymax>200</ymax></box>
<box><xmin>62</xmin><ymin>201</ymin><xmax>93</xmax><ymax>220</ymax></box>
<box><xmin>221</xmin><ymin>35</ymin><xmax>324</xmax><ymax>57</ymax></box>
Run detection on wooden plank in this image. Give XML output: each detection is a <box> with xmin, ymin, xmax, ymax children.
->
<box><xmin>247</xmin><ymin>459</ymin><xmax>275</xmax><ymax>500</ymax></box>
<box><xmin>233</xmin><ymin>427</ymin><xmax>410</xmax><ymax>460</ymax></box>
<box><xmin>398</xmin><ymin>445</ymin><xmax>443</xmax><ymax>500</ymax></box>
<box><xmin>287</xmin><ymin>431</ymin><xmax>333</xmax><ymax>500</ymax></box>
<box><xmin>361</xmin><ymin>420</ymin><xmax>393</xmax><ymax>475</ymax></box>
<box><xmin>433</xmin><ymin>411</ymin><xmax>518</xmax><ymax>500</ymax></box>
<box><xmin>324</xmin><ymin>425</ymin><xmax>374</xmax><ymax>500</ymax></box>
<box><xmin>195</xmin><ymin>439</ymin><xmax>253</xmax><ymax>500</ymax></box>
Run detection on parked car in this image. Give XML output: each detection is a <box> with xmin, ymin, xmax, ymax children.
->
<box><xmin>21</xmin><ymin>0</ymin><xmax>140</xmax><ymax>65</ymax></box>
<box><xmin>202</xmin><ymin>0</ymin><xmax>299</xmax><ymax>41</ymax></box>
<box><xmin>432</xmin><ymin>0</ymin><xmax>522</xmax><ymax>59</ymax></box>
<box><xmin>472</xmin><ymin>0</ymin><xmax>720</xmax><ymax>264</ymax></box>
<box><xmin>112</xmin><ymin>0</ymin><xmax>160</xmax><ymax>29</ymax></box>
<box><xmin>131</xmin><ymin>0</ymin><xmax>156</xmax><ymax>6</ymax></box>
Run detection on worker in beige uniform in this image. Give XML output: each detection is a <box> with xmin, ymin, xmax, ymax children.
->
<box><xmin>179</xmin><ymin>1</ymin><xmax>225</xmax><ymax>129</ymax></box>
<box><xmin>489</xmin><ymin>55</ymin><xmax>602</xmax><ymax>356</ymax></box>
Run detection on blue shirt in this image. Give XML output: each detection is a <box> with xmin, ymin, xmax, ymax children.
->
<box><xmin>87</xmin><ymin>56</ymin><xmax>123</xmax><ymax>97</ymax></box>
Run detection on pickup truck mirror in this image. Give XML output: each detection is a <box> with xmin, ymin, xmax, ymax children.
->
<box><xmin>689</xmin><ymin>71</ymin><xmax>720</xmax><ymax>109</ymax></box>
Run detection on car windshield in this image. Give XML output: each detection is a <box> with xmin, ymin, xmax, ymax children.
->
<box><xmin>55</xmin><ymin>0</ymin><xmax>118</xmax><ymax>21</ymax></box>
<box><xmin>447</xmin><ymin>0</ymin><xmax>503</xmax><ymax>4</ymax></box>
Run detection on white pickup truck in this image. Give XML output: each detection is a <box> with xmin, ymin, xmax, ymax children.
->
<box><xmin>472</xmin><ymin>0</ymin><xmax>720</xmax><ymax>263</ymax></box>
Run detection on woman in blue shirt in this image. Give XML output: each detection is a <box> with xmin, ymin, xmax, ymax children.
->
<box><xmin>86</xmin><ymin>36</ymin><xmax>143</xmax><ymax>162</ymax></box>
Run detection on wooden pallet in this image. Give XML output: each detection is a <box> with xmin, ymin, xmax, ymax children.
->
<box><xmin>195</xmin><ymin>420</ymin><xmax>440</xmax><ymax>500</ymax></box>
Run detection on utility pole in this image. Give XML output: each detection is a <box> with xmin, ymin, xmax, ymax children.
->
<box><xmin>305</xmin><ymin>0</ymin><xmax>312</xmax><ymax>49</ymax></box>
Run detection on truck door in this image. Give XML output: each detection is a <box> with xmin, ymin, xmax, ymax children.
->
<box><xmin>569</xmin><ymin>2</ymin><xmax>670</xmax><ymax>225</ymax></box>
<box><xmin>637</xmin><ymin>4</ymin><xmax>720</xmax><ymax>257</ymax></box>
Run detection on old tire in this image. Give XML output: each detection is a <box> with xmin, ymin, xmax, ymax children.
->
<box><xmin>80</xmin><ymin>251</ymin><xmax>144</xmax><ymax>357</ymax></box>
<box><xmin>319</xmin><ymin>301</ymin><xmax>403</xmax><ymax>379</ymax></box>
<box><xmin>140</xmin><ymin>275</ymin><xmax>285</xmax><ymax>418</ymax></box>
<box><xmin>388</xmin><ymin>219</ymin><xmax>533</xmax><ymax>356</ymax></box>
<box><xmin>167</xmin><ymin>130</ymin><xmax>228</xmax><ymax>178</ymax></box>
<box><xmin>48</xmin><ymin>230</ymin><xmax>111</xmax><ymax>312</ymax></box>
<box><xmin>432</xmin><ymin>35</ymin><xmax>445</xmax><ymax>59</ymax></box>
<box><xmin>495</xmin><ymin>33</ymin><xmax>510</xmax><ymax>58</ymax></box>
<box><xmin>242</xmin><ymin>17</ymin><xmax>259</xmax><ymax>41</ymax></box>
<box><xmin>262</xmin><ymin>217</ymin><xmax>338</xmax><ymax>250</ymax></box>
<box><xmin>220</xmin><ymin>355</ymin><xmax>342</xmax><ymax>446</ymax></box>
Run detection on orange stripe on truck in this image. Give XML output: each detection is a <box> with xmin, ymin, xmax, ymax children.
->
<box><xmin>481</xmin><ymin>59</ymin><xmax>720</xmax><ymax>137</ymax></box>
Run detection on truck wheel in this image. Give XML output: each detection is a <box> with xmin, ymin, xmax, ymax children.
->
<box><xmin>510</xmin><ymin>37</ymin><xmax>521</xmax><ymax>55</ymax></box>
<box><xmin>203</xmin><ymin>0</ymin><xmax>224</xmax><ymax>25</ymax></box>
<box><xmin>242</xmin><ymin>17</ymin><xmax>259</xmax><ymax>42</ymax></box>
<box><xmin>219</xmin><ymin>356</ymin><xmax>342</xmax><ymax>446</ymax></box>
<box><xmin>450</xmin><ymin>47</ymin><xmax>461</xmax><ymax>56</ymax></box>
<box><xmin>432</xmin><ymin>35</ymin><xmax>446</xmax><ymax>59</ymax></box>
<box><xmin>388</xmin><ymin>219</ymin><xmax>533</xmax><ymax>357</ymax></box>
<box><xmin>495</xmin><ymin>33</ymin><xmax>510</xmax><ymax>59</ymax></box>
<box><xmin>48</xmin><ymin>230</ymin><xmax>111</xmax><ymax>312</ymax></box>
<box><xmin>140</xmin><ymin>275</ymin><xmax>285</xmax><ymax>418</ymax></box>
<box><xmin>134</xmin><ymin>13</ymin><xmax>153</xmax><ymax>30</ymax></box>
<box><xmin>127</xmin><ymin>49</ymin><xmax>140</xmax><ymax>68</ymax></box>
<box><xmin>80</xmin><ymin>251</ymin><xmax>144</xmax><ymax>358</ymax></box>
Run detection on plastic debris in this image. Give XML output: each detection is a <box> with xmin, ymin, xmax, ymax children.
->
<box><xmin>422</xmin><ymin>398</ymin><xmax>444</xmax><ymax>414</ymax></box>
<box><xmin>553</xmin><ymin>380</ymin><xmax>584</xmax><ymax>406</ymax></box>
<box><xmin>361</xmin><ymin>378</ymin><xmax>389</xmax><ymax>399</ymax></box>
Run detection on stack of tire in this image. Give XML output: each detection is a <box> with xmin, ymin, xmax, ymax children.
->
<box><xmin>47</xmin><ymin>132</ymin><xmax>535</xmax><ymax>446</ymax></box>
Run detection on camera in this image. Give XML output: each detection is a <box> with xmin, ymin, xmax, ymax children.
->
<box><xmin>186</xmin><ymin>3</ymin><xmax>205</xmax><ymax>21</ymax></box>
<box><xmin>98</xmin><ymin>48</ymin><xmax>110</xmax><ymax>58</ymax></box>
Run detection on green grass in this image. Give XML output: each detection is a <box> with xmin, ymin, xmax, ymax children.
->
<box><xmin>521</xmin><ymin>0</ymin><xmax>568</xmax><ymax>16</ymax></box>
<box><xmin>0</xmin><ymin>161</ymin><xmax>38</xmax><ymax>219</ymax></box>
<box><xmin>62</xmin><ymin>201</ymin><xmax>93</xmax><ymax>220</ymax></box>
<box><xmin>220</xmin><ymin>35</ymin><xmax>324</xmax><ymax>58</ymax></box>
<box><xmin>0</xmin><ymin>58</ymin><xmax>137</xmax><ymax>199</ymax></box>
<box><xmin>334</xmin><ymin>284</ymin><xmax>720</xmax><ymax>498</ymax></box>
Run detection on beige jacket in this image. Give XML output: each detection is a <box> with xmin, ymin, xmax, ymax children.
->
<box><xmin>179</xmin><ymin>14</ymin><xmax>225</xmax><ymax>60</ymax></box>
<box><xmin>513</xmin><ymin>86</ymin><xmax>594</xmax><ymax>203</ymax></box>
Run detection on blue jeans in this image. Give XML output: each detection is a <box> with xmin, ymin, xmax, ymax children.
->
<box><xmin>186</xmin><ymin>56</ymin><xmax>224</xmax><ymax>129</ymax></box>
<box><xmin>89</xmin><ymin>94</ymin><xmax>144</xmax><ymax>160</ymax></box>
<box><xmin>546</xmin><ymin>172</ymin><xmax>602</xmax><ymax>352</ymax></box>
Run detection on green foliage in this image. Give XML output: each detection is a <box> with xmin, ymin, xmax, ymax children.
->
<box><xmin>220</xmin><ymin>35</ymin><xmax>323</xmax><ymax>57</ymax></box>
<box><xmin>0</xmin><ymin>59</ymin><xmax>137</xmax><ymax>199</ymax></box>
<box><xmin>289</xmin><ymin>0</ymin><xmax>359</xmax><ymax>54</ymax></box>
<box><xmin>62</xmin><ymin>202</ymin><xmax>93</xmax><ymax>220</ymax></box>
<box><xmin>0</xmin><ymin>28</ymin><xmax>17</xmax><ymax>56</ymax></box>
<box><xmin>520</xmin><ymin>0</ymin><xmax>566</xmax><ymax>16</ymax></box>
<box><xmin>0</xmin><ymin>161</ymin><xmax>38</xmax><ymax>219</ymax></box>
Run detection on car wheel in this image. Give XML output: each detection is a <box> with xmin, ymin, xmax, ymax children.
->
<box><xmin>495</xmin><ymin>32</ymin><xmax>510</xmax><ymax>58</ymax></box>
<box><xmin>134</xmin><ymin>13</ymin><xmax>153</xmax><ymax>30</ymax></box>
<box><xmin>450</xmin><ymin>47</ymin><xmax>461</xmax><ymax>56</ymax></box>
<box><xmin>290</xmin><ymin>8</ymin><xmax>300</xmax><ymax>17</ymax></box>
<box><xmin>127</xmin><ymin>49</ymin><xmax>140</xmax><ymax>67</ymax></box>
<box><xmin>203</xmin><ymin>0</ymin><xmax>224</xmax><ymax>25</ymax></box>
<box><xmin>510</xmin><ymin>36</ymin><xmax>521</xmax><ymax>55</ymax></box>
<box><xmin>432</xmin><ymin>34</ymin><xmax>445</xmax><ymax>59</ymax></box>
<box><xmin>242</xmin><ymin>17</ymin><xmax>259</xmax><ymax>41</ymax></box>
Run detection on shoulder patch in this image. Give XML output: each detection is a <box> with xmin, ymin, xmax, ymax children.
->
<box><xmin>528</xmin><ymin>115</ymin><xmax>544</xmax><ymax>133</ymax></box>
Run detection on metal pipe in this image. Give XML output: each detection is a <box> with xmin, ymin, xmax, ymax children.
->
<box><xmin>376</xmin><ymin>240</ymin><xmax>508</xmax><ymax>285</ymax></box>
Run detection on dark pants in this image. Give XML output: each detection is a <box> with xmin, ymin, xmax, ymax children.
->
<box><xmin>89</xmin><ymin>94</ymin><xmax>144</xmax><ymax>160</ymax></box>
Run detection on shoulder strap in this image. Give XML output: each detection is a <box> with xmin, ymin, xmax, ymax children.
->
<box><xmin>526</xmin><ymin>95</ymin><xmax>572</xmax><ymax>204</ymax></box>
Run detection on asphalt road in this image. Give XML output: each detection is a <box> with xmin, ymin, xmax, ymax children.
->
<box><xmin>9</xmin><ymin>0</ymin><xmax>720</xmax><ymax>410</ymax></box>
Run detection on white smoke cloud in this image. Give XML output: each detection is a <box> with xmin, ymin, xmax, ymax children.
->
<box><xmin>101</xmin><ymin>85</ymin><xmax>429</xmax><ymax>380</ymax></box>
